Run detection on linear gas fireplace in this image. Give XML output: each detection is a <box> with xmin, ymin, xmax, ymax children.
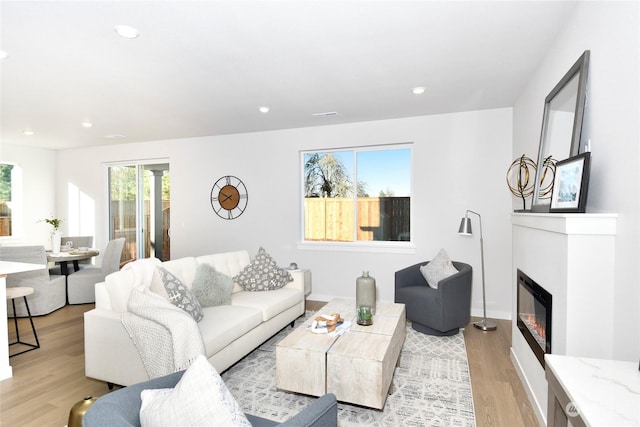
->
<box><xmin>517</xmin><ymin>269</ymin><xmax>552</xmax><ymax>367</ymax></box>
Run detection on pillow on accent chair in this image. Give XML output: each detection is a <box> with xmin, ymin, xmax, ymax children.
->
<box><xmin>234</xmin><ymin>247</ymin><xmax>293</xmax><ymax>292</ymax></box>
<box><xmin>158</xmin><ymin>266</ymin><xmax>203</xmax><ymax>322</ymax></box>
<box><xmin>191</xmin><ymin>263</ymin><xmax>233</xmax><ymax>307</ymax></box>
<box><xmin>139</xmin><ymin>355</ymin><xmax>251</xmax><ymax>427</ymax></box>
<box><xmin>420</xmin><ymin>248</ymin><xmax>459</xmax><ymax>289</ymax></box>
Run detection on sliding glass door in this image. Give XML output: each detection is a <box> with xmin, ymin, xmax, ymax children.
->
<box><xmin>108</xmin><ymin>160</ymin><xmax>170</xmax><ymax>265</ymax></box>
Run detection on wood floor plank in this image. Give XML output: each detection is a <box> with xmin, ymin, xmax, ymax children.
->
<box><xmin>1</xmin><ymin>302</ymin><xmax>540</xmax><ymax>426</ymax></box>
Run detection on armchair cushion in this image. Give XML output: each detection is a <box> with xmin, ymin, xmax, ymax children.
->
<box><xmin>419</xmin><ymin>248</ymin><xmax>458</xmax><ymax>289</ymax></box>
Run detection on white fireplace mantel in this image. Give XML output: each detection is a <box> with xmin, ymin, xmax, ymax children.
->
<box><xmin>510</xmin><ymin>212</ymin><xmax>617</xmax><ymax>426</ymax></box>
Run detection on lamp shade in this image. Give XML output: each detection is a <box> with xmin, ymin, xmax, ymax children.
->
<box><xmin>458</xmin><ymin>217</ymin><xmax>472</xmax><ymax>235</ymax></box>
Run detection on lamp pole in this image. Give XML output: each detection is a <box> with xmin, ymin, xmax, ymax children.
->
<box><xmin>460</xmin><ymin>210</ymin><xmax>497</xmax><ymax>332</ymax></box>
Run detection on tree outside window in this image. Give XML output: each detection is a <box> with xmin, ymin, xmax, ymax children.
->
<box><xmin>303</xmin><ymin>146</ymin><xmax>411</xmax><ymax>243</ymax></box>
<box><xmin>0</xmin><ymin>163</ymin><xmax>14</xmax><ymax>236</ymax></box>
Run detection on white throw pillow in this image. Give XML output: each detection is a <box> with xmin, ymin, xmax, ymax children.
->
<box><xmin>139</xmin><ymin>355</ymin><xmax>251</xmax><ymax>427</ymax></box>
<box><xmin>420</xmin><ymin>248</ymin><xmax>459</xmax><ymax>289</ymax></box>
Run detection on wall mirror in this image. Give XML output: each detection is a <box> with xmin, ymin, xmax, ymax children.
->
<box><xmin>531</xmin><ymin>50</ymin><xmax>590</xmax><ymax>212</ymax></box>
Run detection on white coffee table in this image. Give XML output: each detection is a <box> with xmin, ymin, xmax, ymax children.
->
<box><xmin>276</xmin><ymin>297</ymin><xmax>406</xmax><ymax>409</ymax></box>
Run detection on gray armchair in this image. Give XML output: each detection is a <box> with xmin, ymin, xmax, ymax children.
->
<box><xmin>67</xmin><ymin>238</ymin><xmax>125</xmax><ymax>304</ymax></box>
<box><xmin>0</xmin><ymin>245</ymin><xmax>66</xmax><ymax>316</ymax></box>
<box><xmin>395</xmin><ymin>261</ymin><xmax>472</xmax><ymax>336</ymax></box>
<box><xmin>82</xmin><ymin>370</ymin><xmax>338</xmax><ymax>427</ymax></box>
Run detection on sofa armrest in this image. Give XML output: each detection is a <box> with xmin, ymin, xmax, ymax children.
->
<box><xmin>278</xmin><ymin>393</ymin><xmax>337</xmax><ymax>427</ymax></box>
<box><xmin>284</xmin><ymin>269</ymin><xmax>305</xmax><ymax>293</ymax></box>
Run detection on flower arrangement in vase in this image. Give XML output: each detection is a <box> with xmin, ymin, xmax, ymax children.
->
<box><xmin>40</xmin><ymin>216</ymin><xmax>63</xmax><ymax>253</ymax></box>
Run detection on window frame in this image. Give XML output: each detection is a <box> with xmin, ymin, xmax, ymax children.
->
<box><xmin>298</xmin><ymin>143</ymin><xmax>415</xmax><ymax>254</ymax></box>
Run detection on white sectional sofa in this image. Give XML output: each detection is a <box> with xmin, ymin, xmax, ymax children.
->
<box><xmin>84</xmin><ymin>250</ymin><xmax>305</xmax><ymax>387</ymax></box>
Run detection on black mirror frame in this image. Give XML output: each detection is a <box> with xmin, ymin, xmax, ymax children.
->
<box><xmin>531</xmin><ymin>50</ymin><xmax>590</xmax><ymax>213</ymax></box>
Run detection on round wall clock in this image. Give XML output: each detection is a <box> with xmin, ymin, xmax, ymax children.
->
<box><xmin>210</xmin><ymin>175</ymin><xmax>248</xmax><ymax>220</ymax></box>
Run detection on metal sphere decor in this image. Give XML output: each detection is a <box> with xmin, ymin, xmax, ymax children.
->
<box><xmin>507</xmin><ymin>155</ymin><xmax>536</xmax><ymax>211</ymax></box>
<box><xmin>506</xmin><ymin>155</ymin><xmax>557</xmax><ymax>211</ymax></box>
<box><xmin>537</xmin><ymin>155</ymin><xmax>557</xmax><ymax>200</ymax></box>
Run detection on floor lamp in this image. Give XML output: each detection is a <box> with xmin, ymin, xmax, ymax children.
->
<box><xmin>458</xmin><ymin>210</ymin><xmax>497</xmax><ymax>331</ymax></box>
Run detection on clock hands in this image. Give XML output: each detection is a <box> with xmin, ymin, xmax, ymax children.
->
<box><xmin>220</xmin><ymin>192</ymin><xmax>234</xmax><ymax>202</ymax></box>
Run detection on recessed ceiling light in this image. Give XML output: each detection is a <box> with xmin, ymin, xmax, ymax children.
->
<box><xmin>82</xmin><ymin>121</ymin><xmax>93</xmax><ymax>128</ymax></box>
<box><xmin>23</xmin><ymin>130</ymin><xmax>34</xmax><ymax>136</ymax></box>
<box><xmin>258</xmin><ymin>106</ymin><xmax>270</xmax><ymax>113</ymax></box>
<box><xmin>0</xmin><ymin>50</ymin><xmax>8</xmax><ymax>59</ymax></box>
<box><xmin>104</xmin><ymin>134</ymin><xmax>126</xmax><ymax>139</ymax></box>
<box><xmin>114</xmin><ymin>25</ymin><xmax>139</xmax><ymax>39</ymax></box>
<box><xmin>412</xmin><ymin>87</ymin><xmax>426</xmax><ymax>95</ymax></box>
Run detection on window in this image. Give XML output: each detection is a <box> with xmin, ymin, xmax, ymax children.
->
<box><xmin>108</xmin><ymin>161</ymin><xmax>170</xmax><ymax>263</ymax></box>
<box><xmin>0</xmin><ymin>163</ymin><xmax>16</xmax><ymax>237</ymax></box>
<box><xmin>302</xmin><ymin>145</ymin><xmax>411</xmax><ymax>244</ymax></box>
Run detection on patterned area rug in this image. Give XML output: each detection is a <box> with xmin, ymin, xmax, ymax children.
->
<box><xmin>222</xmin><ymin>314</ymin><xmax>476</xmax><ymax>426</ymax></box>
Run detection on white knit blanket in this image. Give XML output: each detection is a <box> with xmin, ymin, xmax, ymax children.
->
<box><xmin>122</xmin><ymin>289</ymin><xmax>205</xmax><ymax>379</ymax></box>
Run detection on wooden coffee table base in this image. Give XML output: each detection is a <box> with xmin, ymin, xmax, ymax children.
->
<box><xmin>276</xmin><ymin>298</ymin><xmax>406</xmax><ymax>410</ymax></box>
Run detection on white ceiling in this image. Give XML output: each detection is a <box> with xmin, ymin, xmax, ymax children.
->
<box><xmin>0</xmin><ymin>1</ymin><xmax>578</xmax><ymax>151</ymax></box>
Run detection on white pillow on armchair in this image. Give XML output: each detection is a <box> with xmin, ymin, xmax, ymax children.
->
<box><xmin>420</xmin><ymin>248</ymin><xmax>459</xmax><ymax>289</ymax></box>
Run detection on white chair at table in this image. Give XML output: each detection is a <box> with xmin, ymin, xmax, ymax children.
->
<box><xmin>0</xmin><ymin>245</ymin><xmax>66</xmax><ymax>316</ymax></box>
<box><xmin>49</xmin><ymin>235</ymin><xmax>95</xmax><ymax>275</ymax></box>
<box><xmin>67</xmin><ymin>238</ymin><xmax>125</xmax><ymax>305</ymax></box>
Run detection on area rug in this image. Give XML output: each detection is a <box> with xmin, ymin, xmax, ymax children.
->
<box><xmin>222</xmin><ymin>314</ymin><xmax>476</xmax><ymax>426</ymax></box>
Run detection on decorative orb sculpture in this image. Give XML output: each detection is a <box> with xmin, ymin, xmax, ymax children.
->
<box><xmin>537</xmin><ymin>155</ymin><xmax>557</xmax><ymax>201</ymax></box>
<box><xmin>507</xmin><ymin>155</ymin><xmax>536</xmax><ymax>211</ymax></box>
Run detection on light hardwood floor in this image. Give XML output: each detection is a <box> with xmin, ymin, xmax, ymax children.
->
<box><xmin>1</xmin><ymin>302</ymin><xmax>540</xmax><ymax>426</ymax></box>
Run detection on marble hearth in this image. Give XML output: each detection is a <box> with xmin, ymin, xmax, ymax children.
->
<box><xmin>511</xmin><ymin>212</ymin><xmax>617</xmax><ymax>426</ymax></box>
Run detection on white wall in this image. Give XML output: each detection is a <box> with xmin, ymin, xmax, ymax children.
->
<box><xmin>0</xmin><ymin>143</ymin><xmax>57</xmax><ymax>246</ymax></box>
<box><xmin>513</xmin><ymin>1</ymin><xmax>640</xmax><ymax>361</ymax></box>
<box><xmin>56</xmin><ymin>108</ymin><xmax>514</xmax><ymax>319</ymax></box>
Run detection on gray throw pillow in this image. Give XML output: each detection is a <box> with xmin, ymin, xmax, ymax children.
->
<box><xmin>234</xmin><ymin>247</ymin><xmax>293</xmax><ymax>292</ymax></box>
<box><xmin>191</xmin><ymin>263</ymin><xmax>233</xmax><ymax>308</ymax></box>
<box><xmin>420</xmin><ymin>248</ymin><xmax>459</xmax><ymax>289</ymax></box>
<box><xmin>158</xmin><ymin>266</ymin><xmax>204</xmax><ymax>322</ymax></box>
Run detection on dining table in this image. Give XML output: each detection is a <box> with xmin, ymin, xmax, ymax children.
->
<box><xmin>46</xmin><ymin>249</ymin><xmax>100</xmax><ymax>276</ymax></box>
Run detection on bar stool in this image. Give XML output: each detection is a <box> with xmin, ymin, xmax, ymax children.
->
<box><xmin>6</xmin><ymin>286</ymin><xmax>40</xmax><ymax>357</ymax></box>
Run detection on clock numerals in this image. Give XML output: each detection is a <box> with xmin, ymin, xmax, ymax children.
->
<box><xmin>210</xmin><ymin>175</ymin><xmax>248</xmax><ymax>220</ymax></box>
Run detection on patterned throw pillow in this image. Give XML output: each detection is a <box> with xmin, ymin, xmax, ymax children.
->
<box><xmin>158</xmin><ymin>266</ymin><xmax>204</xmax><ymax>322</ymax></box>
<box><xmin>139</xmin><ymin>355</ymin><xmax>251</xmax><ymax>427</ymax></box>
<box><xmin>234</xmin><ymin>247</ymin><xmax>293</xmax><ymax>292</ymax></box>
<box><xmin>420</xmin><ymin>248</ymin><xmax>459</xmax><ymax>289</ymax></box>
<box><xmin>191</xmin><ymin>263</ymin><xmax>233</xmax><ymax>307</ymax></box>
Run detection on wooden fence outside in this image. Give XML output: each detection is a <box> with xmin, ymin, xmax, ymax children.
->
<box><xmin>0</xmin><ymin>202</ymin><xmax>11</xmax><ymax>236</ymax></box>
<box><xmin>304</xmin><ymin>197</ymin><xmax>410</xmax><ymax>242</ymax></box>
<box><xmin>112</xmin><ymin>200</ymin><xmax>170</xmax><ymax>264</ymax></box>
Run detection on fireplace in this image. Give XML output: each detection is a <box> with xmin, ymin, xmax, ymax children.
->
<box><xmin>517</xmin><ymin>269</ymin><xmax>552</xmax><ymax>367</ymax></box>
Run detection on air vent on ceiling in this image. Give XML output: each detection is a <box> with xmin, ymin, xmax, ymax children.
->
<box><xmin>311</xmin><ymin>111</ymin><xmax>338</xmax><ymax>117</ymax></box>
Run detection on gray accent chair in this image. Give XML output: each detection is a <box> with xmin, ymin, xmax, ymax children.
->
<box><xmin>83</xmin><ymin>370</ymin><xmax>338</xmax><ymax>427</ymax></box>
<box><xmin>0</xmin><ymin>245</ymin><xmax>66</xmax><ymax>316</ymax></box>
<box><xmin>67</xmin><ymin>238</ymin><xmax>125</xmax><ymax>304</ymax></box>
<box><xmin>395</xmin><ymin>261</ymin><xmax>472</xmax><ymax>336</ymax></box>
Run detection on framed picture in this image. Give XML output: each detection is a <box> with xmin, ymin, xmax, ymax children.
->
<box><xmin>550</xmin><ymin>152</ymin><xmax>591</xmax><ymax>213</ymax></box>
